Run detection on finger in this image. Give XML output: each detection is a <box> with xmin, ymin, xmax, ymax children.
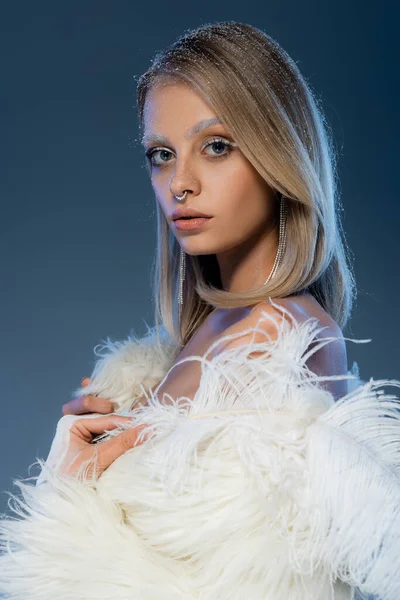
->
<box><xmin>62</xmin><ymin>394</ymin><xmax>114</xmax><ymax>416</ymax></box>
<box><xmin>72</xmin><ymin>414</ymin><xmax>135</xmax><ymax>436</ymax></box>
<box><xmin>96</xmin><ymin>424</ymin><xmax>150</xmax><ymax>472</ymax></box>
<box><xmin>81</xmin><ymin>377</ymin><xmax>91</xmax><ymax>387</ymax></box>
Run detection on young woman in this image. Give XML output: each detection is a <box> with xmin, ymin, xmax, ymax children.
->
<box><xmin>1</xmin><ymin>21</ymin><xmax>399</xmax><ymax>600</ymax></box>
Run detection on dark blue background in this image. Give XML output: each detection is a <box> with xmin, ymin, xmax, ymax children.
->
<box><xmin>0</xmin><ymin>1</ymin><xmax>397</xmax><ymax>511</ymax></box>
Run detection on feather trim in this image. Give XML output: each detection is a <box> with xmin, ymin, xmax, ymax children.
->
<box><xmin>71</xmin><ymin>322</ymin><xmax>180</xmax><ymax>413</ymax></box>
<box><xmin>0</xmin><ymin>299</ymin><xmax>398</xmax><ymax>599</ymax></box>
<box><xmin>301</xmin><ymin>381</ymin><xmax>400</xmax><ymax>598</ymax></box>
<box><xmin>0</xmin><ymin>464</ymin><xmax>191</xmax><ymax>599</ymax></box>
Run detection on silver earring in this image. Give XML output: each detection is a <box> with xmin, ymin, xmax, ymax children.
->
<box><xmin>264</xmin><ymin>196</ymin><xmax>288</xmax><ymax>285</ymax></box>
<box><xmin>177</xmin><ymin>196</ymin><xmax>288</xmax><ymax>319</ymax></box>
<box><xmin>176</xmin><ymin>191</ymin><xmax>188</xmax><ymax>322</ymax></box>
<box><xmin>178</xmin><ymin>246</ymin><xmax>186</xmax><ymax>322</ymax></box>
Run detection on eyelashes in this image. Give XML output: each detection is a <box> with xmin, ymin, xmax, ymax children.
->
<box><xmin>144</xmin><ymin>137</ymin><xmax>235</xmax><ymax>168</ymax></box>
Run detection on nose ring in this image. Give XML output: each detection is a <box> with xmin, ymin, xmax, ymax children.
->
<box><xmin>175</xmin><ymin>191</ymin><xmax>188</xmax><ymax>201</ymax></box>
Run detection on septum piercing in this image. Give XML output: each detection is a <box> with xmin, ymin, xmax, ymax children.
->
<box><xmin>175</xmin><ymin>191</ymin><xmax>189</xmax><ymax>201</ymax></box>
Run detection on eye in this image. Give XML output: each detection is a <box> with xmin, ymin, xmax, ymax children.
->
<box><xmin>144</xmin><ymin>147</ymin><xmax>172</xmax><ymax>167</ymax></box>
<box><xmin>203</xmin><ymin>137</ymin><xmax>234</xmax><ymax>158</ymax></box>
<box><xmin>144</xmin><ymin>137</ymin><xmax>235</xmax><ymax>168</ymax></box>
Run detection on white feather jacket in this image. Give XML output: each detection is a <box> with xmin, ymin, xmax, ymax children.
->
<box><xmin>1</xmin><ymin>302</ymin><xmax>400</xmax><ymax>600</ymax></box>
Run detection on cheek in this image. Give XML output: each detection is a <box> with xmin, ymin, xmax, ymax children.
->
<box><xmin>214</xmin><ymin>165</ymin><xmax>273</xmax><ymax>228</ymax></box>
<box><xmin>151</xmin><ymin>180</ymin><xmax>169</xmax><ymax>215</ymax></box>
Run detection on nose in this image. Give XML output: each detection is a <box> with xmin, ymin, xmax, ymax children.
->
<box><xmin>169</xmin><ymin>162</ymin><xmax>200</xmax><ymax>200</ymax></box>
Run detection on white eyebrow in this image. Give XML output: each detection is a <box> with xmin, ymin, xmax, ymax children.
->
<box><xmin>141</xmin><ymin>117</ymin><xmax>223</xmax><ymax>147</ymax></box>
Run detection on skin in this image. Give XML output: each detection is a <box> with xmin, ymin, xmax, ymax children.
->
<box><xmin>142</xmin><ymin>82</ymin><xmax>280</xmax><ymax>292</ymax></box>
<box><xmin>61</xmin><ymin>82</ymin><xmax>349</xmax><ymax>477</ymax></box>
<box><xmin>60</xmin><ymin>378</ymin><xmax>151</xmax><ymax>480</ymax></box>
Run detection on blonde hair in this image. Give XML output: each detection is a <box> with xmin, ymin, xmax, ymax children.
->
<box><xmin>136</xmin><ymin>21</ymin><xmax>356</xmax><ymax>346</ymax></box>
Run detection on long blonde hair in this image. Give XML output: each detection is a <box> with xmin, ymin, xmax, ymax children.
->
<box><xmin>136</xmin><ymin>21</ymin><xmax>356</xmax><ymax>346</ymax></box>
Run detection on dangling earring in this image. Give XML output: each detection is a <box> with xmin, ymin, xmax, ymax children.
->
<box><xmin>178</xmin><ymin>246</ymin><xmax>186</xmax><ymax>322</ymax></box>
<box><xmin>264</xmin><ymin>196</ymin><xmax>288</xmax><ymax>285</ymax></box>
<box><xmin>175</xmin><ymin>190</ymin><xmax>188</xmax><ymax>322</ymax></box>
<box><xmin>177</xmin><ymin>197</ymin><xmax>288</xmax><ymax>319</ymax></box>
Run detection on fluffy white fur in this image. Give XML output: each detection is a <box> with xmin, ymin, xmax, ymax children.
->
<box><xmin>1</xmin><ymin>299</ymin><xmax>399</xmax><ymax>600</ymax></box>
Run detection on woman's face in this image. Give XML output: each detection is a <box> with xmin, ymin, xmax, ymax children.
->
<box><xmin>142</xmin><ymin>82</ymin><xmax>277</xmax><ymax>258</ymax></box>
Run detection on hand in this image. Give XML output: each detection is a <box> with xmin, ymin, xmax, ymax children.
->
<box><xmin>62</xmin><ymin>377</ymin><xmax>114</xmax><ymax>416</ymax></box>
<box><xmin>58</xmin><ymin>413</ymin><xmax>152</xmax><ymax>481</ymax></box>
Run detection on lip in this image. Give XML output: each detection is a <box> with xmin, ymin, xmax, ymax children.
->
<box><xmin>172</xmin><ymin>208</ymin><xmax>212</xmax><ymax>220</ymax></box>
<box><xmin>173</xmin><ymin>217</ymin><xmax>212</xmax><ymax>231</ymax></box>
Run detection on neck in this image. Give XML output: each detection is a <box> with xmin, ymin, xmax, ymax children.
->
<box><xmin>216</xmin><ymin>225</ymin><xmax>278</xmax><ymax>293</ymax></box>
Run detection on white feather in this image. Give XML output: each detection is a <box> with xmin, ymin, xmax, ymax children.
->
<box><xmin>0</xmin><ymin>300</ymin><xmax>398</xmax><ymax>600</ymax></box>
<box><xmin>71</xmin><ymin>322</ymin><xmax>180</xmax><ymax>413</ymax></box>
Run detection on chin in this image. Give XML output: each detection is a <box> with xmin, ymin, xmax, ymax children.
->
<box><xmin>178</xmin><ymin>238</ymin><xmax>219</xmax><ymax>257</ymax></box>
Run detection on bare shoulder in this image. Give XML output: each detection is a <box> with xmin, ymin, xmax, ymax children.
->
<box><xmin>211</xmin><ymin>295</ymin><xmax>307</xmax><ymax>353</ymax></box>
<box><xmin>212</xmin><ymin>294</ymin><xmax>349</xmax><ymax>401</ymax></box>
<box><xmin>208</xmin><ymin>297</ymin><xmax>295</xmax><ymax>359</ymax></box>
<box><xmin>269</xmin><ymin>294</ymin><xmax>349</xmax><ymax>401</ymax></box>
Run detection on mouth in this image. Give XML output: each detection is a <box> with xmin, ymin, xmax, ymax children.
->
<box><xmin>173</xmin><ymin>216</ymin><xmax>213</xmax><ymax>231</ymax></box>
<box><xmin>172</xmin><ymin>214</ymin><xmax>212</xmax><ymax>221</ymax></box>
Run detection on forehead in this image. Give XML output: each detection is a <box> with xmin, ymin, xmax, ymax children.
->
<box><xmin>141</xmin><ymin>83</ymin><xmax>225</xmax><ymax>145</ymax></box>
<box><xmin>143</xmin><ymin>81</ymin><xmax>205</xmax><ymax>113</ymax></box>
